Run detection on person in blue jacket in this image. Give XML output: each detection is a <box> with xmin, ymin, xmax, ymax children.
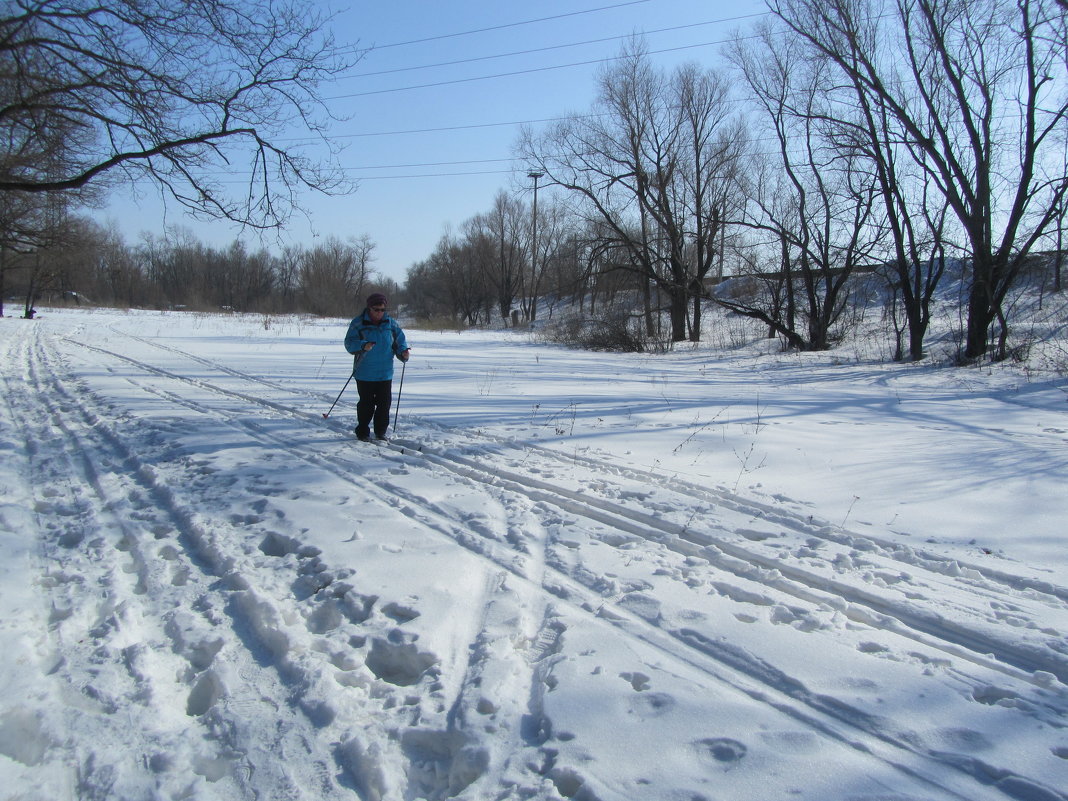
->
<box><xmin>344</xmin><ymin>292</ymin><xmax>410</xmax><ymax>441</ymax></box>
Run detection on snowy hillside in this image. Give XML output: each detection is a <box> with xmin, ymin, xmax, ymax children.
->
<box><xmin>1</xmin><ymin>306</ymin><xmax>1066</xmax><ymax>801</ymax></box>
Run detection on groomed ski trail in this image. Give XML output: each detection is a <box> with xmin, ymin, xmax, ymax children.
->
<box><xmin>2</xmin><ymin>316</ymin><xmax>1065</xmax><ymax>801</ymax></box>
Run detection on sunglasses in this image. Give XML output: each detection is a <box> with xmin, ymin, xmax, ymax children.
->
<box><xmin>370</xmin><ymin>306</ymin><xmax>386</xmax><ymax>311</ymax></box>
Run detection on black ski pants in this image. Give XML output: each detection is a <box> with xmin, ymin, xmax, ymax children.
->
<box><xmin>355</xmin><ymin>379</ymin><xmax>392</xmax><ymax>438</ymax></box>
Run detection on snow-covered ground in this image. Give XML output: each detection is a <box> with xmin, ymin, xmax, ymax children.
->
<box><xmin>1</xmin><ymin>306</ymin><xmax>1067</xmax><ymax>801</ymax></box>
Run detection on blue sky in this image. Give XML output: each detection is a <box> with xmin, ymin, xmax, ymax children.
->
<box><xmin>97</xmin><ymin>0</ymin><xmax>769</xmax><ymax>284</ymax></box>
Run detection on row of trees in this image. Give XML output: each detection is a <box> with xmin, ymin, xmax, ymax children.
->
<box><xmin>409</xmin><ymin>0</ymin><xmax>1068</xmax><ymax>362</ymax></box>
<box><xmin>757</xmin><ymin>0</ymin><xmax>1067</xmax><ymax>362</ymax></box>
<box><xmin>405</xmin><ymin>193</ymin><xmax>583</xmax><ymax>328</ymax></box>
<box><xmin>404</xmin><ymin>188</ymin><xmax>726</xmax><ymax>340</ymax></box>
<box><xmin>1</xmin><ymin>220</ymin><xmax>390</xmax><ymax>319</ymax></box>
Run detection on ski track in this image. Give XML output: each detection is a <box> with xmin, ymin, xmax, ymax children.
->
<box><xmin>400</xmin><ymin>435</ymin><xmax>1068</xmax><ymax>679</ymax></box>
<box><xmin>65</xmin><ymin>329</ymin><xmax>1068</xmax><ymax>799</ymax></box>
<box><xmin>5</xmin><ymin>326</ymin><xmax>410</xmax><ymax>799</ymax></box>
<box><xmin>7</xmin><ymin>326</ymin><xmax>567</xmax><ymax>800</ymax></box>
<box><xmin>4</xmin><ymin>321</ymin><xmax>1067</xmax><ymax>801</ymax></box>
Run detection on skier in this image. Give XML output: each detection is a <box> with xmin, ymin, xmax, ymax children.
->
<box><xmin>344</xmin><ymin>292</ymin><xmax>410</xmax><ymax>441</ymax></box>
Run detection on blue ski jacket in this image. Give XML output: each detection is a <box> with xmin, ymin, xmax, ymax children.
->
<box><xmin>344</xmin><ymin>309</ymin><xmax>409</xmax><ymax>381</ymax></box>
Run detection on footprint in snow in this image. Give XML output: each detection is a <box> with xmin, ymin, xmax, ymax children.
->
<box><xmin>0</xmin><ymin>707</ymin><xmax>55</xmax><ymax>766</ymax></box>
<box><xmin>693</xmin><ymin>737</ymin><xmax>747</xmax><ymax>767</ymax></box>
<box><xmin>971</xmin><ymin>684</ymin><xmax>1020</xmax><ymax>706</ymax></box>
<box><xmin>305</xmin><ymin>599</ymin><xmax>345</xmax><ymax>633</ymax></box>
<box><xmin>365</xmin><ymin>634</ymin><xmax>438</xmax><ymax>686</ymax></box>
<box><xmin>258</xmin><ymin>531</ymin><xmax>302</xmax><ymax>558</ymax></box>
<box><xmin>186</xmin><ymin>669</ymin><xmax>224</xmax><ymax>717</ymax></box>
<box><xmin>931</xmin><ymin>727</ymin><xmax>993</xmax><ymax>752</ymax></box>
<box><xmin>620</xmin><ymin>671</ymin><xmax>651</xmax><ymax>691</ymax></box>
<box><xmin>627</xmin><ymin>690</ymin><xmax>676</xmax><ymax>719</ymax></box>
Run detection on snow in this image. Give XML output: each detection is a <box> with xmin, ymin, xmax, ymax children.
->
<box><xmin>1</xmin><ymin>305</ymin><xmax>1067</xmax><ymax>801</ymax></box>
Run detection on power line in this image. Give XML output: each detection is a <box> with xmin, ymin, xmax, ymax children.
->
<box><xmin>356</xmin><ymin>169</ymin><xmax>515</xmax><ymax>180</ymax></box>
<box><xmin>330</xmin><ymin>114</ymin><xmax>590</xmax><ymax>140</ymax></box>
<box><xmin>129</xmin><ymin>6</ymin><xmax>783</xmax><ymax>184</ymax></box>
<box><xmin>358</xmin><ymin>0</ymin><xmax>653</xmax><ymax>51</ymax></box>
<box><xmin>330</xmin><ymin>38</ymin><xmax>744</xmax><ymax>100</ymax></box>
<box><xmin>122</xmin><ymin>166</ymin><xmax>517</xmax><ymax>187</ymax></box>
<box><xmin>347</xmin><ymin>157</ymin><xmax>513</xmax><ymax>171</ymax></box>
<box><xmin>348</xmin><ymin>16</ymin><xmax>762</xmax><ymax>79</ymax></box>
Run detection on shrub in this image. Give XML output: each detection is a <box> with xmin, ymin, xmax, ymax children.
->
<box><xmin>538</xmin><ymin>307</ymin><xmax>652</xmax><ymax>352</ymax></box>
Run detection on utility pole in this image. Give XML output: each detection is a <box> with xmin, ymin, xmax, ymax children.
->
<box><xmin>527</xmin><ymin>171</ymin><xmax>544</xmax><ymax>326</ymax></box>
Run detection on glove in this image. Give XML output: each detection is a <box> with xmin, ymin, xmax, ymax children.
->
<box><xmin>399</xmin><ymin>349</ymin><xmax>410</xmax><ymax>362</ymax></box>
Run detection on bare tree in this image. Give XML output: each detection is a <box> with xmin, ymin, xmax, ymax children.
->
<box><xmin>140</xmin><ymin>228</ymin><xmax>206</xmax><ymax>307</ymax></box>
<box><xmin>520</xmin><ymin>195</ymin><xmax>577</xmax><ymax>323</ymax></box>
<box><xmin>86</xmin><ymin>223</ymin><xmax>145</xmax><ymax>308</ymax></box>
<box><xmin>0</xmin><ymin>43</ymin><xmax>90</xmax><ymax>314</ymax></box>
<box><xmin>0</xmin><ymin>0</ymin><xmax>354</xmax><ymax>230</ymax></box>
<box><xmin>298</xmin><ymin>236</ymin><xmax>374</xmax><ymax>317</ymax></box>
<box><xmin>273</xmin><ymin>244</ymin><xmax>304</xmax><ymax>313</ymax></box>
<box><xmin>673</xmin><ymin>63</ymin><xmax>744</xmax><ymax>341</ymax></box>
<box><xmin>521</xmin><ymin>40</ymin><xmax>742</xmax><ymax>343</ymax></box>
<box><xmin>754</xmin><ymin>7</ymin><xmax>950</xmax><ymax>360</ymax></box>
<box><xmin>726</xmin><ymin>24</ymin><xmax>880</xmax><ymax>351</ymax></box>
<box><xmin>769</xmin><ymin>0</ymin><xmax>1068</xmax><ymax>361</ymax></box>
<box><xmin>406</xmin><ymin>230</ymin><xmax>493</xmax><ymax>326</ymax></box>
<box><xmin>210</xmin><ymin>241</ymin><xmax>275</xmax><ymax>312</ymax></box>
<box><xmin>469</xmin><ymin>191</ymin><xmax>527</xmax><ymax>324</ymax></box>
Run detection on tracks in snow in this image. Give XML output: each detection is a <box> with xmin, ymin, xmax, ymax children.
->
<box><xmin>82</xmin><ymin>330</ymin><xmax>1068</xmax><ymax>683</ymax></box>
<box><xmin>402</xmin><ymin>432</ymin><xmax>1068</xmax><ymax>684</ymax></box>
<box><xmin>17</xmin><ymin>325</ymin><xmax>1068</xmax><ymax>801</ymax></box>
<box><xmin>377</xmin><ymin>435</ymin><xmax>1068</xmax><ymax>799</ymax></box>
<box><xmin>10</xmin><ymin>326</ymin><xmax>564</xmax><ymax>800</ymax></box>
<box><xmin>3</xmin><ymin>325</ymin><xmax>387</xmax><ymax>799</ymax></box>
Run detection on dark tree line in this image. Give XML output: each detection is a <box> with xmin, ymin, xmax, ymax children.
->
<box><xmin>2</xmin><ymin>219</ymin><xmax>390</xmax><ymax>318</ymax></box>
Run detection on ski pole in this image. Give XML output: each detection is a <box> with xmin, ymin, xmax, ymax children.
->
<box><xmin>322</xmin><ymin>353</ymin><xmax>361</xmax><ymax>419</ymax></box>
<box><xmin>392</xmin><ymin>358</ymin><xmax>407</xmax><ymax>432</ymax></box>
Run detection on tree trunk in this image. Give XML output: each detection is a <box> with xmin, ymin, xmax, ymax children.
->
<box><xmin>690</xmin><ymin>281</ymin><xmax>703</xmax><ymax>343</ymax></box>
<box><xmin>963</xmin><ymin>277</ymin><xmax>994</xmax><ymax>360</ymax></box>
<box><xmin>669</xmin><ymin>284</ymin><xmax>688</xmax><ymax>341</ymax></box>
